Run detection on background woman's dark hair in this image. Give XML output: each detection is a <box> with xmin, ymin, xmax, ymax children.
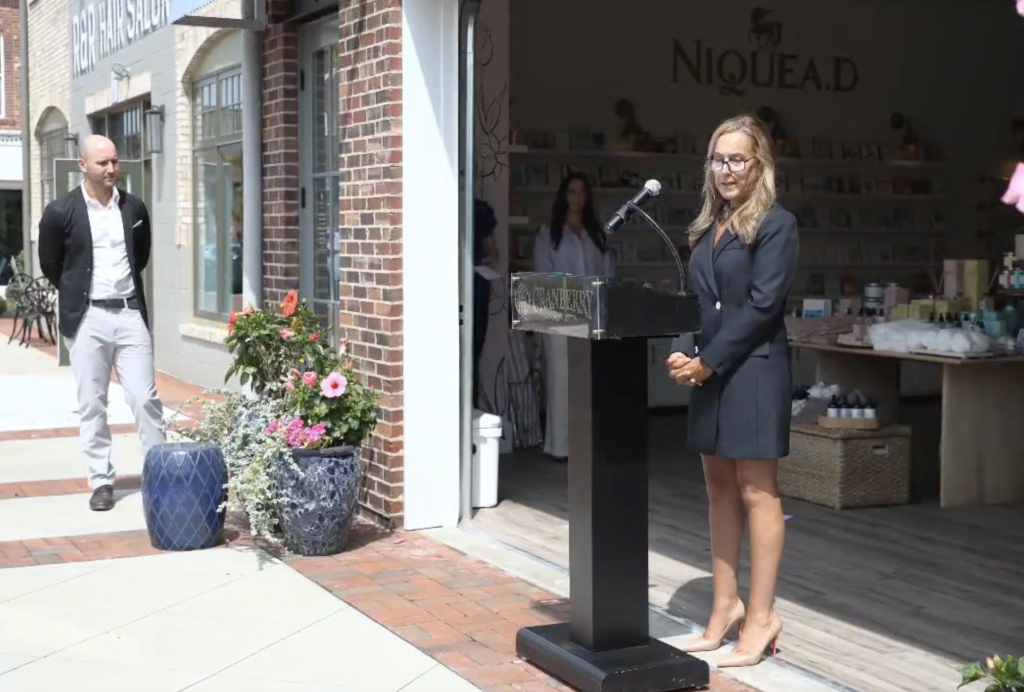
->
<box><xmin>548</xmin><ymin>172</ymin><xmax>606</xmax><ymax>253</ymax></box>
<box><xmin>473</xmin><ymin>199</ymin><xmax>498</xmax><ymax>265</ymax></box>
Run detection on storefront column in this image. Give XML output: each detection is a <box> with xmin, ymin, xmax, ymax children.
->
<box><xmin>339</xmin><ymin>0</ymin><xmax>461</xmax><ymax>529</ymax></box>
<box><xmin>242</xmin><ymin>28</ymin><xmax>263</xmax><ymax>308</ymax></box>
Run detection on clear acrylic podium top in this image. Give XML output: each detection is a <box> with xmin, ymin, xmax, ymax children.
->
<box><xmin>509</xmin><ymin>272</ymin><xmax>702</xmax><ymax>340</ymax></box>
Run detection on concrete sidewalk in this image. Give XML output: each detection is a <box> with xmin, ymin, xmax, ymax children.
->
<box><xmin>0</xmin><ymin>337</ymin><xmax>481</xmax><ymax>692</ymax></box>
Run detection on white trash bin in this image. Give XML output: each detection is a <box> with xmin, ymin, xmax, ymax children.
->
<box><xmin>472</xmin><ymin>409</ymin><xmax>503</xmax><ymax>508</ymax></box>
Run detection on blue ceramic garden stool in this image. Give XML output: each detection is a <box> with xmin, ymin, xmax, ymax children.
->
<box><xmin>141</xmin><ymin>442</ymin><xmax>228</xmax><ymax>551</ymax></box>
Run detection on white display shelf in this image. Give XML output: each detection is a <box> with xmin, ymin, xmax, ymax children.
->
<box><xmin>508</xmin><ymin>145</ymin><xmax>951</xmax><ymax>305</ymax></box>
<box><xmin>513</xmin><ymin>186</ymin><xmax>944</xmax><ymax>203</ymax></box>
<box><xmin>509</xmin><ymin>145</ymin><xmax>947</xmax><ymax>169</ymax></box>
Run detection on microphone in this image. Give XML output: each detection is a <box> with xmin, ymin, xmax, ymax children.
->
<box><xmin>603</xmin><ymin>179</ymin><xmax>662</xmax><ymax>234</ymax></box>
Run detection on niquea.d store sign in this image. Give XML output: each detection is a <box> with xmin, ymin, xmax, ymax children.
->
<box><xmin>671</xmin><ymin>6</ymin><xmax>860</xmax><ymax>96</ymax></box>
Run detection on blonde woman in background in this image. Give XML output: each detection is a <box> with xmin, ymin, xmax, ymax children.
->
<box><xmin>533</xmin><ymin>172</ymin><xmax>613</xmax><ymax>463</ymax></box>
<box><xmin>667</xmin><ymin>114</ymin><xmax>799</xmax><ymax>667</ymax></box>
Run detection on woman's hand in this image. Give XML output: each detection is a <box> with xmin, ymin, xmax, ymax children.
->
<box><xmin>666</xmin><ymin>352</ymin><xmax>690</xmax><ymax>372</ymax></box>
<box><xmin>669</xmin><ymin>356</ymin><xmax>712</xmax><ymax>386</ymax></box>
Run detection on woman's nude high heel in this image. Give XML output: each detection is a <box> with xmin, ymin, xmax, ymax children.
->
<box><xmin>716</xmin><ymin>610</ymin><xmax>783</xmax><ymax>668</ymax></box>
<box><xmin>678</xmin><ymin>601</ymin><xmax>746</xmax><ymax>653</ymax></box>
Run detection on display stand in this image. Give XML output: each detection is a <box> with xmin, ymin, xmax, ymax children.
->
<box><xmin>509</xmin><ymin>268</ymin><xmax>706</xmax><ymax>692</ymax></box>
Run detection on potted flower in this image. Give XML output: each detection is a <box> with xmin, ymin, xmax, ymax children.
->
<box><xmin>262</xmin><ymin>349</ymin><xmax>380</xmax><ymax>556</ymax></box>
<box><xmin>171</xmin><ymin>290</ymin><xmax>379</xmax><ymax>550</ymax></box>
<box><xmin>959</xmin><ymin>655</ymin><xmax>1024</xmax><ymax>691</ymax></box>
<box><xmin>224</xmin><ymin>289</ymin><xmax>337</xmax><ymax>396</ymax></box>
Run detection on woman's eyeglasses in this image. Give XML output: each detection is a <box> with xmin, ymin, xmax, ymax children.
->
<box><xmin>707</xmin><ymin>157</ymin><xmax>754</xmax><ymax>173</ymax></box>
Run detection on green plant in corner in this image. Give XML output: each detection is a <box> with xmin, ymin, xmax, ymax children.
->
<box><xmin>959</xmin><ymin>654</ymin><xmax>1024</xmax><ymax>691</ymax></box>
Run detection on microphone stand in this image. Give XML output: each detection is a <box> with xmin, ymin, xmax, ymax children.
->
<box><xmin>623</xmin><ymin>201</ymin><xmax>689</xmax><ymax>295</ymax></box>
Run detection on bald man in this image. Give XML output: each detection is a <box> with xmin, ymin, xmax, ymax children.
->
<box><xmin>38</xmin><ymin>135</ymin><xmax>166</xmax><ymax>512</ymax></box>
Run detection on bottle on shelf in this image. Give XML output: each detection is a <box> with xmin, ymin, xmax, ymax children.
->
<box><xmin>850</xmin><ymin>394</ymin><xmax>864</xmax><ymax>419</ymax></box>
<box><xmin>838</xmin><ymin>395</ymin><xmax>851</xmax><ymax>418</ymax></box>
<box><xmin>827</xmin><ymin>396</ymin><xmax>839</xmax><ymax>418</ymax></box>
<box><xmin>864</xmin><ymin>397</ymin><xmax>877</xmax><ymax>420</ymax></box>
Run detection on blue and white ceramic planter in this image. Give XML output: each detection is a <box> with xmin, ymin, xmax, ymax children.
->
<box><xmin>273</xmin><ymin>445</ymin><xmax>362</xmax><ymax>556</ymax></box>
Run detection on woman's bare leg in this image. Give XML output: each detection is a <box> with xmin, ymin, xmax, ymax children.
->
<box><xmin>725</xmin><ymin>458</ymin><xmax>785</xmax><ymax>658</ymax></box>
<box><xmin>699</xmin><ymin>455</ymin><xmax>746</xmax><ymax>638</ymax></box>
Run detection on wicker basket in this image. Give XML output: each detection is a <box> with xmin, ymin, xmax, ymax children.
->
<box><xmin>780</xmin><ymin>423</ymin><xmax>912</xmax><ymax>509</ymax></box>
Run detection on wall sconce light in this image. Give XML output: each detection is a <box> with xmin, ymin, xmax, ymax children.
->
<box><xmin>64</xmin><ymin>132</ymin><xmax>79</xmax><ymax>159</ymax></box>
<box><xmin>144</xmin><ymin>105</ymin><xmax>165</xmax><ymax>154</ymax></box>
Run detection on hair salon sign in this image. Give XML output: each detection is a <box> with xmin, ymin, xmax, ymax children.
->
<box><xmin>672</xmin><ymin>7</ymin><xmax>859</xmax><ymax>96</ymax></box>
<box><xmin>72</xmin><ymin>0</ymin><xmax>171</xmax><ymax>77</ymax></box>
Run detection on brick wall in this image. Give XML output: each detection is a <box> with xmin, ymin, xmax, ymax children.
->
<box><xmin>261</xmin><ymin>0</ymin><xmax>300</xmax><ymax>308</ymax></box>
<box><xmin>337</xmin><ymin>0</ymin><xmax>405</xmax><ymax>528</ymax></box>
<box><xmin>0</xmin><ymin>0</ymin><xmax>20</xmax><ymax>130</ymax></box>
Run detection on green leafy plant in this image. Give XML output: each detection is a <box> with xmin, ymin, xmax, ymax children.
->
<box><xmin>223</xmin><ymin>289</ymin><xmax>336</xmax><ymax>395</ymax></box>
<box><xmin>960</xmin><ymin>655</ymin><xmax>1024</xmax><ymax>691</ymax></box>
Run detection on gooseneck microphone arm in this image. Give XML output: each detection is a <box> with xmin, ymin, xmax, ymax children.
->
<box><xmin>624</xmin><ymin>202</ymin><xmax>689</xmax><ymax>296</ymax></box>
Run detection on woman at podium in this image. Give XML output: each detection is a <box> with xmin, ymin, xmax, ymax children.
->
<box><xmin>666</xmin><ymin>114</ymin><xmax>799</xmax><ymax>668</ymax></box>
<box><xmin>533</xmin><ymin>172</ymin><xmax>614</xmax><ymax>462</ymax></box>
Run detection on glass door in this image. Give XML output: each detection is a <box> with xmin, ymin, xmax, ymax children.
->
<box><xmin>299</xmin><ymin>18</ymin><xmax>341</xmax><ymax>343</ymax></box>
<box><xmin>53</xmin><ymin>159</ymin><xmax>149</xmax><ymax>365</ymax></box>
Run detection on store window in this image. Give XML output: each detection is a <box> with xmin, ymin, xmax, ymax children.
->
<box><xmin>90</xmin><ymin>100</ymin><xmax>150</xmax><ymax>159</ymax></box>
<box><xmin>37</xmin><ymin>109</ymin><xmax>69</xmax><ymax>206</ymax></box>
<box><xmin>193</xmin><ymin>66</ymin><xmax>243</xmax><ymax>320</ymax></box>
<box><xmin>299</xmin><ymin>19</ymin><xmax>341</xmax><ymax>342</ymax></box>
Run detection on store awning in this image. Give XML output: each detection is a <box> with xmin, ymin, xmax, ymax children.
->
<box><xmin>171</xmin><ymin>0</ymin><xmax>266</xmax><ymax>29</ymax></box>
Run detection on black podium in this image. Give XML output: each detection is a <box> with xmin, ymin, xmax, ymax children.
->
<box><xmin>510</xmin><ymin>272</ymin><xmax>707</xmax><ymax>692</ymax></box>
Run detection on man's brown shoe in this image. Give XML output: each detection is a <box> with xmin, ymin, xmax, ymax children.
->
<box><xmin>89</xmin><ymin>485</ymin><xmax>114</xmax><ymax>511</ymax></box>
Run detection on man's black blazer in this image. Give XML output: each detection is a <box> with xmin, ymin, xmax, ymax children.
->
<box><xmin>38</xmin><ymin>186</ymin><xmax>152</xmax><ymax>339</ymax></box>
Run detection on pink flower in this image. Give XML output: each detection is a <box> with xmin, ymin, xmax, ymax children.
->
<box><xmin>305</xmin><ymin>422</ymin><xmax>327</xmax><ymax>445</ymax></box>
<box><xmin>310</xmin><ymin>333</ymin><xmax>319</xmax><ymax>342</ymax></box>
<box><xmin>1018</xmin><ymin>0</ymin><xmax>1024</xmax><ymax>17</ymax></box>
<box><xmin>1002</xmin><ymin>162</ymin><xmax>1024</xmax><ymax>214</ymax></box>
<box><xmin>302</xmin><ymin>371</ymin><xmax>318</xmax><ymax>387</ymax></box>
<box><xmin>287</xmin><ymin>369</ymin><xmax>301</xmax><ymax>381</ymax></box>
<box><xmin>283</xmin><ymin>380</ymin><xmax>295</xmax><ymax>393</ymax></box>
<box><xmin>321</xmin><ymin>372</ymin><xmax>347</xmax><ymax>398</ymax></box>
<box><xmin>284</xmin><ymin>416</ymin><xmax>307</xmax><ymax>448</ymax></box>
<box><xmin>280</xmin><ymin>328</ymin><xmax>296</xmax><ymax>341</ymax></box>
<box><xmin>263</xmin><ymin>420</ymin><xmax>280</xmax><ymax>435</ymax></box>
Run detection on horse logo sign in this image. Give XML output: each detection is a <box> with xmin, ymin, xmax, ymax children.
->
<box><xmin>749</xmin><ymin>7</ymin><xmax>782</xmax><ymax>51</ymax></box>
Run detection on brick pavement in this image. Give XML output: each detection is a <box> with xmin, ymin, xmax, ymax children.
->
<box><xmin>0</xmin><ymin>474</ymin><xmax>141</xmax><ymax>500</ymax></box>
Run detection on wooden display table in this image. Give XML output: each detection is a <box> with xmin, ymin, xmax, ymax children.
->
<box><xmin>792</xmin><ymin>342</ymin><xmax>1024</xmax><ymax>508</ymax></box>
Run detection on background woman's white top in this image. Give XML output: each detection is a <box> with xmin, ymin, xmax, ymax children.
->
<box><xmin>532</xmin><ymin>224</ymin><xmax>615</xmax><ymax>277</ymax></box>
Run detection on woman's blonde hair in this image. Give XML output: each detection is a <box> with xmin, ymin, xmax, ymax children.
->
<box><xmin>688</xmin><ymin>114</ymin><xmax>777</xmax><ymax>248</ymax></box>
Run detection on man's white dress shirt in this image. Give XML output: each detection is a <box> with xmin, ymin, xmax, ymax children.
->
<box><xmin>83</xmin><ymin>184</ymin><xmax>134</xmax><ymax>300</ymax></box>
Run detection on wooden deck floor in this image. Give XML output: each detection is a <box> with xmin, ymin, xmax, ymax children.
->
<box><xmin>468</xmin><ymin>411</ymin><xmax>1024</xmax><ymax>692</ymax></box>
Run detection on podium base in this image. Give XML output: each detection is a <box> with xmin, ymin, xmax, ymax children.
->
<box><xmin>516</xmin><ymin>623</ymin><xmax>710</xmax><ymax>692</ymax></box>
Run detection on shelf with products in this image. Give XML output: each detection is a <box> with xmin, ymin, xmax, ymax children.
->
<box><xmin>508</xmin><ymin>145</ymin><xmax>950</xmax><ymax>299</ymax></box>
